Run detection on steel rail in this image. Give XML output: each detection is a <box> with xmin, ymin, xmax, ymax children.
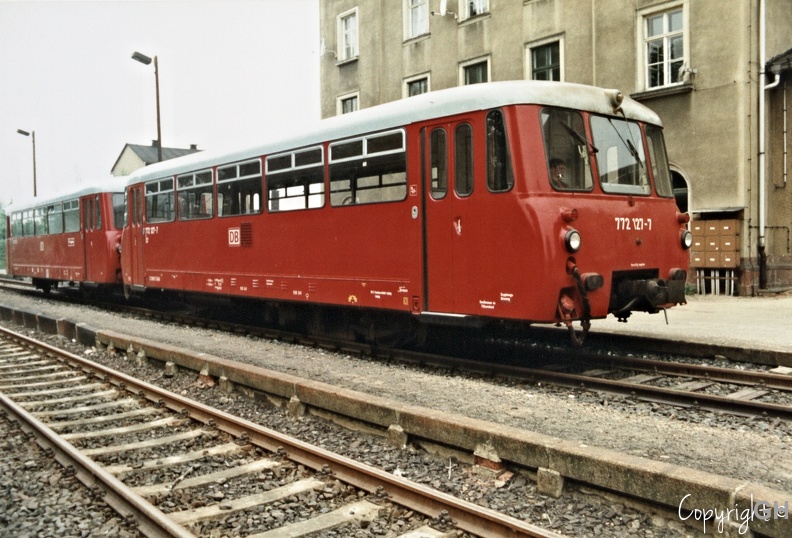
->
<box><xmin>0</xmin><ymin>326</ymin><xmax>564</xmax><ymax>538</ymax></box>
<box><xmin>569</xmin><ymin>351</ymin><xmax>792</xmax><ymax>391</ymax></box>
<box><xmin>0</xmin><ymin>386</ymin><xmax>195</xmax><ymax>538</ymax></box>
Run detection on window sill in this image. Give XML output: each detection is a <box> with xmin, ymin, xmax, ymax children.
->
<box><xmin>458</xmin><ymin>12</ymin><xmax>491</xmax><ymax>26</ymax></box>
<box><xmin>336</xmin><ymin>56</ymin><xmax>359</xmax><ymax>67</ymax></box>
<box><xmin>403</xmin><ymin>33</ymin><xmax>430</xmax><ymax>46</ymax></box>
<box><xmin>630</xmin><ymin>83</ymin><xmax>694</xmax><ymax>101</ymax></box>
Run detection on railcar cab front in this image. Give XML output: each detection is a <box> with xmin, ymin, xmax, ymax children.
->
<box><xmin>537</xmin><ymin>91</ymin><xmax>690</xmax><ymax>342</ymax></box>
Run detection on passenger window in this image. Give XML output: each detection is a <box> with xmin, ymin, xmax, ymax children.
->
<box><xmin>455</xmin><ymin>123</ymin><xmax>473</xmax><ymax>196</ymax></box>
<box><xmin>486</xmin><ymin>110</ymin><xmax>514</xmax><ymax>192</ymax></box>
<box><xmin>63</xmin><ymin>200</ymin><xmax>80</xmax><ymax>233</ymax></box>
<box><xmin>34</xmin><ymin>207</ymin><xmax>48</xmax><ymax>236</ymax></box>
<box><xmin>329</xmin><ymin>129</ymin><xmax>407</xmax><ymax>206</ymax></box>
<box><xmin>430</xmin><ymin>129</ymin><xmax>447</xmax><ymax>200</ymax></box>
<box><xmin>95</xmin><ymin>195</ymin><xmax>102</xmax><ymax>230</ymax></box>
<box><xmin>10</xmin><ymin>213</ymin><xmax>23</xmax><ymax>237</ymax></box>
<box><xmin>178</xmin><ymin>170</ymin><xmax>214</xmax><ymax>220</ymax></box>
<box><xmin>217</xmin><ymin>159</ymin><xmax>263</xmax><ymax>217</ymax></box>
<box><xmin>540</xmin><ymin>108</ymin><xmax>593</xmax><ymax>191</ymax></box>
<box><xmin>113</xmin><ymin>194</ymin><xmax>125</xmax><ymax>229</ymax></box>
<box><xmin>266</xmin><ymin>146</ymin><xmax>325</xmax><ymax>212</ymax></box>
<box><xmin>145</xmin><ymin>178</ymin><xmax>176</xmax><ymax>222</ymax></box>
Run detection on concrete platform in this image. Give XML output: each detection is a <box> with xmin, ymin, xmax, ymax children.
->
<box><xmin>596</xmin><ymin>292</ymin><xmax>792</xmax><ymax>355</ymax></box>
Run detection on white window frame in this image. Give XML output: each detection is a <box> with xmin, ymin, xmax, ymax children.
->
<box><xmin>636</xmin><ymin>1</ymin><xmax>689</xmax><ymax>90</ymax></box>
<box><xmin>337</xmin><ymin>7</ymin><xmax>359</xmax><ymax>62</ymax></box>
<box><xmin>404</xmin><ymin>0</ymin><xmax>429</xmax><ymax>41</ymax></box>
<box><xmin>459</xmin><ymin>56</ymin><xmax>490</xmax><ymax>86</ymax></box>
<box><xmin>459</xmin><ymin>0</ymin><xmax>489</xmax><ymax>20</ymax></box>
<box><xmin>336</xmin><ymin>91</ymin><xmax>360</xmax><ymax>116</ymax></box>
<box><xmin>525</xmin><ymin>35</ymin><xmax>564</xmax><ymax>82</ymax></box>
<box><xmin>403</xmin><ymin>72</ymin><xmax>431</xmax><ymax>98</ymax></box>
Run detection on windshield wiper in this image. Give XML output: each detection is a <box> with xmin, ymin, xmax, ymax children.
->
<box><xmin>561</xmin><ymin>121</ymin><xmax>598</xmax><ymax>153</ymax></box>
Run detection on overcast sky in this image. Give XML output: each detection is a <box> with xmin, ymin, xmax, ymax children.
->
<box><xmin>0</xmin><ymin>0</ymin><xmax>320</xmax><ymax>208</ymax></box>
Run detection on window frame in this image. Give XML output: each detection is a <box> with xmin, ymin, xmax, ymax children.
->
<box><xmin>459</xmin><ymin>0</ymin><xmax>489</xmax><ymax>21</ymax></box>
<box><xmin>404</xmin><ymin>0</ymin><xmax>429</xmax><ymax>41</ymax></box>
<box><xmin>526</xmin><ymin>36</ymin><xmax>564</xmax><ymax>82</ymax></box>
<box><xmin>328</xmin><ymin>129</ymin><xmax>408</xmax><ymax>207</ymax></box>
<box><xmin>177</xmin><ymin>169</ymin><xmax>214</xmax><ymax>221</ymax></box>
<box><xmin>216</xmin><ymin>159</ymin><xmax>263</xmax><ymax>217</ymax></box>
<box><xmin>337</xmin><ymin>7</ymin><xmax>359</xmax><ymax>63</ymax></box>
<box><xmin>145</xmin><ymin>177</ymin><xmax>176</xmax><ymax>223</ymax></box>
<box><xmin>265</xmin><ymin>145</ymin><xmax>326</xmax><ymax>213</ymax></box>
<box><xmin>460</xmin><ymin>56</ymin><xmax>490</xmax><ymax>86</ymax></box>
<box><xmin>337</xmin><ymin>91</ymin><xmax>360</xmax><ymax>115</ymax></box>
<box><xmin>637</xmin><ymin>2</ymin><xmax>688</xmax><ymax>91</ymax></box>
<box><xmin>404</xmin><ymin>73</ymin><xmax>430</xmax><ymax>98</ymax></box>
<box><xmin>485</xmin><ymin>109</ymin><xmax>514</xmax><ymax>193</ymax></box>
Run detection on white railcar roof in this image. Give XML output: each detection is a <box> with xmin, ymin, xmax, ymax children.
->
<box><xmin>7</xmin><ymin>176</ymin><xmax>128</xmax><ymax>213</ymax></box>
<box><xmin>126</xmin><ymin>81</ymin><xmax>663</xmax><ymax>186</ymax></box>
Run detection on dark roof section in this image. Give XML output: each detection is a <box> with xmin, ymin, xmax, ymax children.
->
<box><xmin>127</xmin><ymin>141</ymin><xmax>201</xmax><ymax>165</ymax></box>
<box><xmin>767</xmin><ymin>47</ymin><xmax>792</xmax><ymax>74</ymax></box>
<box><xmin>111</xmin><ymin>141</ymin><xmax>201</xmax><ymax>174</ymax></box>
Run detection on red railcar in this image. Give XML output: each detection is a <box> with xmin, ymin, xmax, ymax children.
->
<box><xmin>5</xmin><ymin>180</ymin><xmax>127</xmax><ymax>293</ymax></box>
<box><xmin>120</xmin><ymin>81</ymin><xmax>691</xmax><ymax>343</ymax></box>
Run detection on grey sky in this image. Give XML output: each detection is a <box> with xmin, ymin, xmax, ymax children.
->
<box><xmin>0</xmin><ymin>0</ymin><xmax>320</xmax><ymax>207</ymax></box>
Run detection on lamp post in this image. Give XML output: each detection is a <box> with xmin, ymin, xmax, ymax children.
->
<box><xmin>131</xmin><ymin>51</ymin><xmax>162</xmax><ymax>162</ymax></box>
<box><xmin>16</xmin><ymin>129</ymin><xmax>37</xmax><ymax>197</ymax></box>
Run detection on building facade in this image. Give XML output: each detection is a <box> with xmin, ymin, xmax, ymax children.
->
<box><xmin>319</xmin><ymin>0</ymin><xmax>792</xmax><ymax>295</ymax></box>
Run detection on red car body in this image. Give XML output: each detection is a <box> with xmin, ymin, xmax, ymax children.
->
<box><xmin>118</xmin><ymin>81</ymin><xmax>690</xmax><ymax>333</ymax></box>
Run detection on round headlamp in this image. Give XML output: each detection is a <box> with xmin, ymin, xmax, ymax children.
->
<box><xmin>565</xmin><ymin>229</ymin><xmax>582</xmax><ymax>253</ymax></box>
<box><xmin>681</xmin><ymin>230</ymin><xmax>693</xmax><ymax>250</ymax></box>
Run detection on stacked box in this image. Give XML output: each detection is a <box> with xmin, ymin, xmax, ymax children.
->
<box><xmin>690</xmin><ymin>219</ymin><xmax>740</xmax><ymax>268</ymax></box>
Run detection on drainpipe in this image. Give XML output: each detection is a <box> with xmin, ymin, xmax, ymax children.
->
<box><xmin>757</xmin><ymin>0</ymin><xmax>778</xmax><ymax>289</ymax></box>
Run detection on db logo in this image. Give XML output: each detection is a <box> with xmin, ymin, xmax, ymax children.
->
<box><xmin>228</xmin><ymin>228</ymin><xmax>241</xmax><ymax>246</ymax></box>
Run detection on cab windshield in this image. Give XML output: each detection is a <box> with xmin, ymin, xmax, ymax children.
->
<box><xmin>590</xmin><ymin>116</ymin><xmax>650</xmax><ymax>195</ymax></box>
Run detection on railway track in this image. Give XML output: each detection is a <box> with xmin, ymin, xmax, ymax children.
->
<box><xmin>0</xmin><ymin>325</ymin><xmax>563</xmax><ymax>538</ymax></box>
<box><xmin>3</xmin><ymin>279</ymin><xmax>790</xmax><ymax>422</ymax></box>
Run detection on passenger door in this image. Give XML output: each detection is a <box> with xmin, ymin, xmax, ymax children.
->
<box><xmin>82</xmin><ymin>195</ymin><xmax>102</xmax><ymax>282</ymax></box>
<box><xmin>127</xmin><ymin>185</ymin><xmax>146</xmax><ymax>288</ymax></box>
<box><xmin>422</xmin><ymin>120</ymin><xmax>477</xmax><ymax>313</ymax></box>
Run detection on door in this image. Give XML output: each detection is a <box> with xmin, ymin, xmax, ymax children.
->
<box><xmin>127</xmin><ymin>185</ymin><xmax>146</xmax><ymax>287</ymax></box>
<box><xmin>83</xmin><ymin>195</ymin><xmax>103</xmax><ymax>282</ymax></box>
<box><xmin>422</xmin><ymin>120</ymin><xmax>477</xmax><ymax>313</ymax></box>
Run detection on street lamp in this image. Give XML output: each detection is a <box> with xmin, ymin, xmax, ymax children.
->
<box><xmin>16</xmin><ymin>129</ymin><xmax>37</xmax><ymax>197</ymax></box>
<box><xmin>131</xmin><ymin>51</ymin><xmax>162</xmax><ymax>162</ymax></box>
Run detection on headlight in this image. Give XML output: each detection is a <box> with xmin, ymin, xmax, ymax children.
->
<box><xmin>681</xmin><ymin>230</ymin><xmax>693</xmax><ymax>249</ymax></box>
<box><xmin>565</xmin><ymin>229</ymin><xmax>582</xmax><ymax>253</ymax></box>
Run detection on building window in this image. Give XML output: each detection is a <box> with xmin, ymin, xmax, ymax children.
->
<box><xmin>337</xmin><ymin>8</ymin><xmax>358</xmax><ymax>61</ymax></box>
<box><xmin>642</xmin><ymin>6</ymin><xmax>685</xmax><ymax>89</ymax></box>
<box><xmin>460</xmin><ymin>0</ymin><xmax>488</xmax><ymax>19</ymax></box>
<box><xmin>404</xmin><ymin>74</ymin><xmax>429</xmax><ymax>97</ymax></box>
<box><xmin>338</xmin><ymin>92</ymin><xmax>359</xmax><ymax>115</ymax></box>
<box><xmin>461</xmin><ymin>57</ymin><xmax>489</xmax><ymax>85</ymax></box>
<box><xmin>405</xmin><ymin>0</ymin><xmax>429</xmax><ymax>40</ymax></box>
<box><xmin>530</xmin><ymin>41</ymin><xmax>561</xmax><ymax>81</ymax></box>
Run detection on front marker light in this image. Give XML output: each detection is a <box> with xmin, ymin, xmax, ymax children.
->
<box><xmin>565</xmin><ymin>229</ymin><xmax>582</xmax><ymax>253</ymax></box>
<box><xmin>681</xmin><ymin>230</ymin><xmax>693</xmax><ymax>249</ymax></box>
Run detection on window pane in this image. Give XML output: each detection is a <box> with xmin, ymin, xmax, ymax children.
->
<box><xmin>646</xmin><ymin>126</ymin><xmax>673</xmax><ymax>197</ymax></box>
<box><xmin>368</xmin><ymin>131</ymin><xmax>403</xmax><ymax>154</ymax></box>
<box><xmin>532</xmin><ymin>42</ymin><xmax>560</xmax><ymax>81</ymax></box>
<box><xmin>591</xmin><ymin>116</ymin><xmax>650</xmax><ymax>195</ymax></box>
<box><xmin>540</xmin><ymin>108</ymin><xmax>592</xmax><ymax>191</ymax></box>
<box><xmin>430</xmin><ymin>129</ymin><xmax>447</xmax><ymax>199</ymax></box>
<box><xmin>486</xmin><ymin>110</ymin><xmax>514</xmax><ymax>192</ymax></box>
<box><xmin>408</xmin><ymin>78</ymin><xmax>427</xmax><ymax>96</ymax></box>
<box><xmin>669</xmin><ymin>9</ymin><xmax>683</xmax><ymax>32</ymax></box>
<box><xmin>464</xmin><ymin>62</ymin><xmax>487</xmax><ymax>85</ymax></box>
<box><xmin>455</xmin><ymin>124</ymin><xmax>474</xmax><ymax>196</ymax></box>
<box><xmin>647</xmin><ymin>15</ymin><xmax>663</xmax><ymax>37</ymax></box>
